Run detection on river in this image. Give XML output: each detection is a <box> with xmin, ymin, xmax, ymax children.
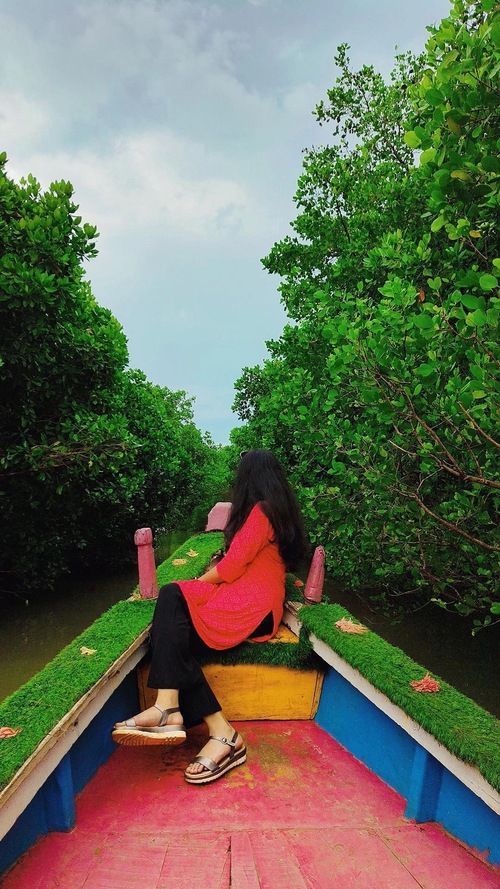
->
<box><xmin>0</xmin><ymin>534</ymin><xmax>498</xmax><ymax>717</ymax></box>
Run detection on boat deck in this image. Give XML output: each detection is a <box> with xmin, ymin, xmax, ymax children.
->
<box><xmin>2</xmin><ymin>721</ymin><xmax>498</xmax><ymax>888</ymax></box>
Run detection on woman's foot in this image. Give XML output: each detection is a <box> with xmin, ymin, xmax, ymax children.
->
<box><xmin>184</xmin><ymin>730</ymin><xmax>246</xmax><ymax>784</ymax></box>
<box><xmin>112</xmin><ymin>705</ymin><xmax>186</xmax><ymax>747</ymax></box>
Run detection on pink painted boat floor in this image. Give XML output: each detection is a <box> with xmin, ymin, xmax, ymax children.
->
<box><xmin>2</xmin><ymin>721</ymin><xmax>499</xmax><ymax>889</ymax></box>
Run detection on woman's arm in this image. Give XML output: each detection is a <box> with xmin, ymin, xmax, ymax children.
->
<box><xmin>196</xmin><ymin>565</ymin><xmax>223</xmax><ymax>584</ymax></box>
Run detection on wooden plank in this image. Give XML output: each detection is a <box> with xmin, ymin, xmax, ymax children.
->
<box><xmin>158</xmin><ymin>832</ymin><xmax>230</xmax><ymax>888</ymax></box>
<box><xmin>244</xmin><ymin>831</ymin><xmax>308</xmax><ymax>888</ymax></box>
<box><xmin>230</xmin><ymin>833</ymin><xmax>260</xmax><ymax>889</ymax></box>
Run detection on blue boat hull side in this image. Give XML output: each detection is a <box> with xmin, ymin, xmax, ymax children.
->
<box><xmin>316</xmin><ymin>666</ymin><xmax>417</xmax><ymax>797</ymax></box>
<box><xmin>0</xmin><ymin>670</ymin><xmax>138</xmax><ymax>878</ymax></box>
<box><xmin>434</xmin><ymin>768</ymin><xmax>500</xmax><ymax>867</ymax></box>
<box><xmin>315</xmin><ymin>667</ymin><xmax>500</xmax><ymax>865</ymax></box>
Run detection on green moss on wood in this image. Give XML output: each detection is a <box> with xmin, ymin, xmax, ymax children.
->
<box><xmin>298</xmin><ymin>601</ymin><xmax>500</xmax><ymax>793</ymax></box>
<box><xmin>197</xmin><ymin>631</ymin><xmax>318</xmax><ymax>671</ymax></box>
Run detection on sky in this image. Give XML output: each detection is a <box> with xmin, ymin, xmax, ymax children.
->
<box><xmin>0</xmin><ymin>0</ymin><xmax>451</xmax><ymax>443</ymax></box>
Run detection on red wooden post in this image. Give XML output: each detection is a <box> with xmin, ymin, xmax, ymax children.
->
<box><xmin>205</xmin><ymin>502</ymin><xmax>232</xmax><ymax>531</ymax></box>
<box><xmin>134</xmin><ymin>527</ymin><xmax>159</xmax><ymax>599</ymax></box>
<box><xmin>304</xmin><ymin>546</ymin><xmax>325</xmax><ymax>603</ymax></box>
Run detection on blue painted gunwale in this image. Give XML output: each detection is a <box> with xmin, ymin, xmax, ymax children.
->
<box><xmin>0</xmin><ymin>603</ymin><xmax>499</xmax><ymax>877</ymax></box>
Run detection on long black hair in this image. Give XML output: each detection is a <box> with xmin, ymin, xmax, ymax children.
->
<box><xmin>224</xmin><ymin>449</ymin><xmax>308</xmax><ymax>571</ymax></box>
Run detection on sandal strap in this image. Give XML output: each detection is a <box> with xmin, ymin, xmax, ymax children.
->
<box><xmin>192</xmin><ymin>755</ymin><xmax>219</xmax><ymax>773</ymax></box>
<box><xmin>187</xmin><ymin>731</ymin><xmax>241</xmax><ymax>776</ymax></box>
<box><xmin>154</xmin><ymin>705</ymin><xmax>181</xmax><ymax>727</ymax></box>
<box><xmin>208</xmin><ymin>731</ymin><xmax>237</xmax><ymax>749</ymax></box>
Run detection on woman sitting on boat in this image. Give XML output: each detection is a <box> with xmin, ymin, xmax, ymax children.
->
<box><xmin>112</xmin><ymin>449</ymin><xmax>307</xmax><ymax>785</ymax></box>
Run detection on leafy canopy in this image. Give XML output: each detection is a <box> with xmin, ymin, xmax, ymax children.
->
<box><xmin>233</xmin><ymin>0</ymin><xmax>499</xmax><ymax>628</ymax></box>
<box><xmin>0</xmin><ymin>156</ymin><xmax>231</xmax><ymax>591</ymax></box>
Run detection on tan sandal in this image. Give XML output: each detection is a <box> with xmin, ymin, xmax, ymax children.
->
<box><xmin>112</xmin><ymin>705</ymin><xmax>186</xmax><ymax>746</ymax></box>
<box><xmin>184</xmin><ymin>730</ymin><xmax>246</xmax><ymax>784</ymax></box>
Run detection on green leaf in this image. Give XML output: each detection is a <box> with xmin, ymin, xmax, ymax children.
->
<box><xmin>415</xmin><ymin>364</ymin><xmax>435</xmax><ymax>377</ymax></box>
<box><xmin>430</xmin><ymin>215</ymin><xmax>446</xmax><ymax>233</ymax></box>
<box><xmin>420</xmin><ymin>148</ymin><xmax>437</xmax><ymax>166</ymax></box>
<box><xmin>404</xmin><ymin>131</ymin><xmax>421</xmax><ymax>149</ymax></box>
<box><xmin>481</xmin><ymin>155</ymin><xmax>500</xmax><ymax>173</ymax></box>
<box><xmin>479</xmin><ymin>274</ymin><xmax>498</xmax><ymax>291</ymax></box>
<box><xmin>413</xmin><ymin>314</ymin><xmax>434</xmax><ymax>329</ymax></box>
<box><xmin>446</xmin><ymin>114</ymin><xmax>462</xmax><ymax>135</ymax></box>
<box><xmin>491</xmin><ymin>602</ymin><xmax>500</xmax><ymax>615</ymax></box>
<box><xmin>466</xmin><ymin>309</ymin><xmax>488</xmax><ymax>327</ymax></box>
<box><xmin>459</xmin><ymin>293</ymin><xmax>481</xmax><ymax>310</ymax></box>
<box><xmin>425</xmin><ymin>88</ymin><xmax>444</xmax><ymax>106</ymax></box>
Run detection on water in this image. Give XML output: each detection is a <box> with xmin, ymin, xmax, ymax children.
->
<box><xmin>0</xmin><ymin>531</ymin><xmax>188</xmax><ymax>703</ymax></box>
<box><xmin>1</xmin><ymin>539</ymin><xmax>498</xmax><ymax>717</ymax></box>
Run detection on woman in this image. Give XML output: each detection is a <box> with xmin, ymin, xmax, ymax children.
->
<box><xmin>112</xmin><ymin>449</ymin><xmax>307</xmax><ymax>785</ymax></box>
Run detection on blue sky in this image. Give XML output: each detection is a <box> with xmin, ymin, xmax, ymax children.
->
<box><xmin>1</xmin><ymin>0</ymin><xmax>450</xmax><ymax>443</ymax></box>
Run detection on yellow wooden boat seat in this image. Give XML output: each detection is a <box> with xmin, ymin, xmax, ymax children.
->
<box><xmin>137</xmin><ymin>623</ymin><xmax>323</xmax><ymax>720</ymax></box>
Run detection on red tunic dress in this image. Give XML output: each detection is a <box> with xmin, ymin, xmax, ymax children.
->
<box><xmin>178</xmin><ymin>503</ymin><xmax>285</xmax><ymax>650</ymax></box>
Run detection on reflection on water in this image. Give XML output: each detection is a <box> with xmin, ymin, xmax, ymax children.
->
<box><xmin>0</xmin><ymin>531</ymin><xmax>189</xmax><ymax>703</ymax></box>
<box><xmin>320</xmin><ymin>577</ymin><xmax>500</xmax><ymax>718</ymax></box>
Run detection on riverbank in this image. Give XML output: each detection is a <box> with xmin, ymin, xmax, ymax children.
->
<box><xmin>0</xmin><ymin>531</ymin><xmax>188</xmax><ymax>702</ymax></box>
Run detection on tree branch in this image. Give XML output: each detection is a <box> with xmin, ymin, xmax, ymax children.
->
<box><xmin>458</xmin><ymin>402</ymin><xmax>500</xmax><ymax>449</ymax></box>
<box><xmin>401</xmin><ymin>489</ymin><xmax>500</xmax><ymax>552</ymax></box>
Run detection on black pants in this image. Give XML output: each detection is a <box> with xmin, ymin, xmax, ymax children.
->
<box><xmin>147</xmin><ymin>583</ymin><xmax>272</xmax><ymax>729</ymax></box>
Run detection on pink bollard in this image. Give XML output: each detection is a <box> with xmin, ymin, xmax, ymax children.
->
<box><xmin>205</xmin><ymin>502</ymin><xmax>232</xmax><ymax>531</ymax></box>
<box><xmin>304</xmin><ymin>546</ymin><xmax>325</xmax><ymax>604</ymax></box>
<box><xmin>134</xmin><ymin>527</ymin><xmax>159</xmax><ymax>599</ymax></box>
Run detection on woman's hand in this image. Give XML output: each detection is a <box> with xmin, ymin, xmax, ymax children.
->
<box><xmin>196</xmin><ymin>566</ymin><xmax>223</xmax><ymax>584</ymax></box>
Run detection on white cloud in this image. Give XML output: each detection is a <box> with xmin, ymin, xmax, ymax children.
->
<box><xmin>0</xmin><ymin>90</ymin><xmax>50</xmax><ymax>150</ymax></box>
<box><xmin>8</xmin><ymin>130</ymin><xmax>260</xmax><ymax>242</ymax></box>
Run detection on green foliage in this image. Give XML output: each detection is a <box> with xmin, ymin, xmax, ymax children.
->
<box><xmin>233</xmin><ymin>1</ymin><xmax>499</xmax><ymax>626</ymax></box>
<box><xmin>0</xmin><ymin>158</ymin><xmax>231</xmax><ymax>590</ymax></box>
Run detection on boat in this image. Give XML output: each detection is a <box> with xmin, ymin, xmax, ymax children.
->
<box><xmin>0</xmin><ymin>512</ymin><xmax>499</xmax><ymax>887</ymax></box>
